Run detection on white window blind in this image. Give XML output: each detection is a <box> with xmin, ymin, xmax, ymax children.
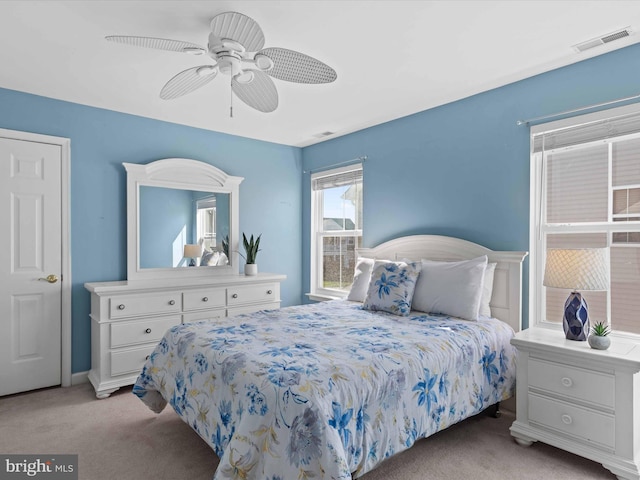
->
<box><xmin>312</xmin><ymin>168</ymin><xmax>363</xmax><ymax>191</ymax></box>
<box><xmin>533</xmin><ymin>110</ymin><xmax>640</xmax><ymax>153</ymax></box>
<box><xmin>531</xmin><ymin>104</ymin><xmax>640</xmax><ymax>336</ymax></box>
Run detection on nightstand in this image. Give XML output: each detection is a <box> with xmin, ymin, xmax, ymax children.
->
<box><xmin>510</xmin><ymin>328</ymin><xmax>640</xmax><ymax>480</ymax></box>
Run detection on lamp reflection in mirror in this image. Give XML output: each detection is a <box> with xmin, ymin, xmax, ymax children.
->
<box><xmin>543</xmin><ymin>248</ymin><xmax>609</xmax><ymax>341</ymax></box>
<box><xmin>183</xmin><ymin>244</ymin><xmax>203</xmax><ymax>267</ymax></box>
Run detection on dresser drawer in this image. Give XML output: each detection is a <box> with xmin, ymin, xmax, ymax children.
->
<box><xmin>528</xmin><ymin>357</ymin><xmax>614</xmax><ymax>409</ymax></box>
<box><xmin>183</xmin><ymin>309</ymin><xmax>225</xmax><ymax>323</ymax></box>
<box><xmin>110</xmin><ymin>316</ymin><xmax>180</xmax><ymax>348</ymax></box>
<box><xmin>183</xmin><ymin>287</ymin><xmax>225</xmax><ymax>311</ymax></box>
<box><xmin>529</xmin><ymin>393</ymin><xmax>615</xmax><ymax>449</ymax></box>
<box><xmin>228</xmin><ymin>301</ymin><xmax>281</xmax><ymax>317</ymax></box>
<box><xmin>109</xmin><ymin>292</ymin><xmax>181</xmax><ymax>319</ymax></box>
<box><xmin>227</xmin><ymin>283</ymin><xmax>279</xmax><ymax>306</ymax></box>
<box><xmin>111</xmin><ymin>346</ymin><xmax>155</xmax><ymax>376</ymax></box>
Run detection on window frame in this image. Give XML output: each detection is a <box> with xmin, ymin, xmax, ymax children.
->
<box><xmin>309</xmin><ymin>163</ymin><xmax>363</xmax><ymax>301</ymax></box>
<box><xmin>196</xmin><ymin>197</ymin><xmax>217</xmax><ymax>250</ymax></box>
<box><xmin>529</xmin><ymin>103</ymin><xmax>640</xmax><ymax>338</ymax></box>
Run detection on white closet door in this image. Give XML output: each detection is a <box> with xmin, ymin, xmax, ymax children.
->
<box><xmin>0</xmin><ymin>137</ymin><xmax>62</xmax><ymax>396</ymax></box>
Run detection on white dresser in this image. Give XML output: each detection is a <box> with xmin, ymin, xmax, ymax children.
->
<box><xmin>85</xmin><ymin>273</ymin><xmax>286</xmax><ymax>399</ymax></box>
<box><xmin>510</xmin><ymin>328</ymin><xmax>640</xmax><ymax>480</ymax></box>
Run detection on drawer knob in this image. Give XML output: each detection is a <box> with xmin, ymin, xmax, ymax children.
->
<box><xmin>117</xmin><ymin>304</ymin><xmax>125</xmax><ymax>310</ymax></box>
<box><xmin>561</xmin><ymin>377</ymin><xmax>573</xmax><ymax>388</ymax></box>
<box><xmin>232</xmin><ymin>293</ymin><xmax>238</xmax><ymax>299</ymax></box>
<box><xmin>561</xmin><ymin>414</ymin><xmax>573</xmax><ymax>425</ymax></box>
<box><xmin>267</xmin><ymin>290</ymin><xmax>273</xmax><ymax>295</ymax></box>
<box><xmin>145</xmin><ymin>355</ymin><xmax>150</xmax><ymax>361</ymax></box>
<box><xmin>169</xmin><ymin>299</ymin><xmax>176</xmax><ymax>305</ymax></box>
<box><xmin>145</xmin><ymin>328</ymin><xmax>152</xmax><ymax>334</ymax></box>
<box><xmin>203</xmin><ymin>297</ymin><xmax>209</xmax><ymax>302</ymax></box>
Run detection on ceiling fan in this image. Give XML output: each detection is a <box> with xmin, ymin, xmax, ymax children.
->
<box><xmin>106</xmin><ymin>11</ymin><xmax>337</xmax><ymax>115</ymax></box>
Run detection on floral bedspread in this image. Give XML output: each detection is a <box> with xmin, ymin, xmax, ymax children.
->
<box><xmin>133</xmin><ymin>300</ymin><xmax>517</xmax><ymax>480</ymax></box>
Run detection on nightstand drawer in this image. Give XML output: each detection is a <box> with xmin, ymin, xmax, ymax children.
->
<box><xmin>529</xmin><ymin>393</ymin><xmax>615</xmax><ymax>449</ymax></box>
<box><xmin>183</xmin><ymin>288</ymin><xmax>225</xmax><ymax>311</ymax></box>
<box><xmin>528</xmin><ymin>357</ymin><xmax>614</xmax><ymax>409</ymax></box>
<box><xmin>227</xmin><ymin>283</ymin><xmax>279</xmax><ymax>305</ymax></box>
<box><xmin>110</xmin><ymin>316</ymin><xmax>180</xmax><ymax>348</ymax></box>
<box><xmin>109</xmin><ymin>292</ymin><xmax>181</xmax><ymax>319</ymax></box>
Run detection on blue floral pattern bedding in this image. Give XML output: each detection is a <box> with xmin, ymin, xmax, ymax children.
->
<box><xmin>133</xmin><ymin>300</ymin><xmax>517</xmax><ymax>480</ymax></box>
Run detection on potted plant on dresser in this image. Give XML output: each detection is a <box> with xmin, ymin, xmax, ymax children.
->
<box><xmin>588</xmin><ymin>321</ymin><xmax>611</xmax><ymax>350</ymax></box>
<box><xmin>240</xmin><ymin>233</ymin><xmax>261</xmax><ymax>275</ymax></box>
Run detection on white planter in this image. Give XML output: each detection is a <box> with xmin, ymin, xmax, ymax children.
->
<box><xmin>588</xmin><ymin>335</ymin><xmax>611</xmax><ymax>350</ymax></box>
<box><xmin>244</xmin><ymin>264</ymin><xmax>258</xmax><ymax>276</ymax></box>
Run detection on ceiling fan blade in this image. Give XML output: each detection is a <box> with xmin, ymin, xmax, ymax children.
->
<box><xmin>160</xmin><ymin>65</ymin><xmax>218</xmax><ymax>100</ymax></box>
<box><xmin>210</xmin><ymin>12</ymin><xmax>265</xmax><ymax>52</ymax></box>
<box><xmin>231</xmin><ymin>70</ymin><xmax>278</xmax><ymax>113</ymax></box>
<box><xmin>258</xmin><ymin>47</ymin><xmax>337</xmax><ymax>84</ymax></box>
<box><xmin>106</xmin><ymin>36</ymin><xmax>206</xmax><ymax>54</ymax></box>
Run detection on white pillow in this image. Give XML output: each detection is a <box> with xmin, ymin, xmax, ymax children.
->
<box><xmin>346</xmin><ymin>257</ymin><xmax>375</xmax><ymax>302</ymax></box>
<box><xmin>216</xmin><ymin>252</ymin><xmax>229</xmax><ymax>266</ymax></box>
<box><xmin>412</xmin><ymin>255</ymin><xmax>488</xmax><ymax>321</ymax></box>
<box><xmin>479</xmin><ymin>262</ymin><xmax>497</xmax><ymax>317</ymax></box>
<box><xmin>363</xmin><ymin>260</ymin><xmax>422</xmax><ymax>316</ymax></box>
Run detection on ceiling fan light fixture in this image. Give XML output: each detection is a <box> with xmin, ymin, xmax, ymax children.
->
<box><xmin>196</xmin><ymin>65</ymin><xmax>216</xmax><ymax>77</ymax></box>
<box><xmin>220</xmin><ymin>38</ymin><xmax>245</xmax><ymax>53</ymax></box>
<box><xmin>183</xmin><ymin>47</ymin><xmax>206</xmax><ymax>55</ymax></box>
<box><xmin>254</xmin><ymin>54</ymin><xmax>274</xmax><ymax>71</ymax></box>
<box><xmin>235</xmin><ymin>71</ymin><xmax>255</xmax><ymax>84</ymax></box>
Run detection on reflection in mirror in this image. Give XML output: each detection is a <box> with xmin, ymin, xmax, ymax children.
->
<box><xmin>139</xmin><ymin>185</ymin><xmax>231</xmax><ymax>269</ymax></box>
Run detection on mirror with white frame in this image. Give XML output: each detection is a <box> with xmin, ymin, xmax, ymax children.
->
<box><xmin>125</xmin><ymin>158</ymin><xmax>243</xmax><ymax>281</ymax></box>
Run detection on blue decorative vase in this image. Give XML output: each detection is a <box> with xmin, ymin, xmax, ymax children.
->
<box><xmin>563</xmin><ymin>292</ymin><xmax>589</xmax><ymax>341</ymax></box>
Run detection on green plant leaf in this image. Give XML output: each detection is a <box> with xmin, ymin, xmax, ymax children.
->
<box><xmin>590</xmin><ymin>321</ymin><xmax>611</xmax><ymax>336</ymax></box>
<box><xmin>241</xmin><ymin>232</ymin><xmax>262</xmax><ymax>264</ymax></box>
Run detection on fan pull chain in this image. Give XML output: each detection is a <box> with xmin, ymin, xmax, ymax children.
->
<box><xmin>230</xmin><ymin>75</ymin><xmax>233</xmax><ymax>118</ymax></box>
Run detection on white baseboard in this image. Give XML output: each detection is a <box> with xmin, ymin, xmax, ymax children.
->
<box><xmin>71</xmin><ymin>371</ymin><xmax>89</xmax><ymax>386</ymax></box>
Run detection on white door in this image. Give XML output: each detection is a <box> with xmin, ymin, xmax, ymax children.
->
<box><xmin>0</xmin><ymin>137</ymin><xmax>62</xmax><ymax>396</ymax></box>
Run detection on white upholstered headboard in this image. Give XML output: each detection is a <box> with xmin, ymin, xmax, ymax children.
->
<box><xmin>356</xmin><ymin>235</ymin><xmax>528</xmax><ymax>332</ymax></box>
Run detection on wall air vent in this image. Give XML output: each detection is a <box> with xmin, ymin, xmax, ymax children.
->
<box><xmin>573</xmin><ymin>27</ymin><xmax>632</xmax><ymax>52</ymax></box>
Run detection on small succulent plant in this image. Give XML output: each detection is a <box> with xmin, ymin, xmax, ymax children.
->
<box><xmin>590</xmin><ymin>321</ymin><xmax>611</xmax><ymax>337</ymax></box>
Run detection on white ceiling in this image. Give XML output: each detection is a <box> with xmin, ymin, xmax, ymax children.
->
<box><xmin>1</xmin><ymin>1</ymin><xmax>640</xmax><ymax>147</ymax></box>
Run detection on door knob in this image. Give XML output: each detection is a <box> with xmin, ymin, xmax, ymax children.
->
<box><xmin>38</xmin><ymin>274</ymin><xmax>58</xmax><ymax>284</ymax></box>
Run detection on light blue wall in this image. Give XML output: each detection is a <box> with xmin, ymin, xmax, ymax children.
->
<box><xmin>139</xmin><ymin>185</ymin><xmax>193</xmax><ymax>268</ymax></box>
<box><xmin>3</xmin><ymin>41</ymin><xmax>640</xmax><ymax>374</ymax></box>
<box><xmin>0</xmin><ymin>88</ymin><xmax>303</xmax><ymax>373</ymax></box>
<box><xmin>215</xmin><ymin>193</ymin><xmax>230</xmax><ymax>250</ymax></box>
<box><xmin>301</xmin><ymin>42</ymin><xmax>640</xmax><ymax>328</ymax></box>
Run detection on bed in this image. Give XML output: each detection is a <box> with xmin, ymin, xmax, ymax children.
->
<box><xmin>133</xmin><ymin>235</ymin><xmax>528</xmax><ymax>479</ymax></box>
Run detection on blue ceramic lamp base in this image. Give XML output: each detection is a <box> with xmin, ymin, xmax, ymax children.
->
<box><xmin>563</xmin><ymin>291</ymin><xmax>589</xmax><ymax>341</ymax></box>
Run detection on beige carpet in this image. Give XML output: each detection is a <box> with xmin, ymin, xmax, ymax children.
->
<box><xmin>0</xmin><ymin>383</ymin><xmax>615</xmax><ymax>480</ymax></box>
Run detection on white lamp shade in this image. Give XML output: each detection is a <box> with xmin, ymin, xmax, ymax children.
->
<box><xmin>183</xmin><ymin>244</ymin><xmax>203</xmax><ymax>258</ymax></box>
<box><xmin>543</xmin><ymin>248</ymin><xmax>609</xmax><ymax>291</ymax></box>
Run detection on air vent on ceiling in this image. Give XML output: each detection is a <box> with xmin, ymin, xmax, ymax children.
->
<box><xmin>312</xmin><ymin>131</ymin><xmax>335</xmax><ymax>139</ymax></box>
<box><xmin>573</xmin><ymin>27</ymin><xmax>632</xmax><ymax>52</ymax></box>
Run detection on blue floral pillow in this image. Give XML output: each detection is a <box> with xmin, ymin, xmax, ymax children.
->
<box><xmin>363</xmin><ymin>261</ymin><xmax>421</xmax><ymax>316</ymax></box>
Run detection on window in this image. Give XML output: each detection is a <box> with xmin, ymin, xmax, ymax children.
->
<box><xmin>310</xmin><ymin>163</ymin><xmax>363</xmax><ymax>299</ymax></box>
<box><xmin>196</xmin><ymin>197</ymin><xmax>217</xmax><ymax>250</ymax></box>
<box><xmin>530</xmin><ymin>104</ymin><xmax>640</xmax><ymax>335</ymax></box>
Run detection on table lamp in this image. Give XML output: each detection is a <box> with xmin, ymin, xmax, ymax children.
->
<box><xmin>543</xmin><ymin>248</ymin><xmax>609</xmax><ymax>341</ymax></box>
<box><xmin>183</xmin><ymin>244</ymin><xmax>203</xmax><ymax>267</ymax></box>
